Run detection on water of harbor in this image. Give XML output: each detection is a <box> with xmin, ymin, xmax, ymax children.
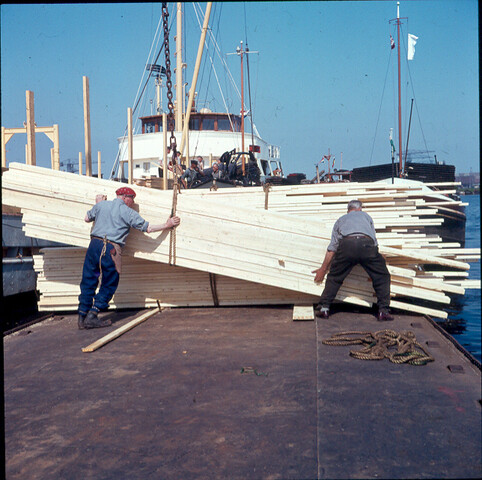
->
<box><xmin>436</xmin><ymin>194</ymin><xmax>481</xmax><ymax>362</ymax></box>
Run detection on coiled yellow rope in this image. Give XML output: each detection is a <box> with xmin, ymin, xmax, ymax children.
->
<box><xmin>322</xmin><ymin>329</ymin><xmax>434</xmax><ymax>366</ymax></box>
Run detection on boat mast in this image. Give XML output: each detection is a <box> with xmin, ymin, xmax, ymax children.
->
<box><xmin>179</xmin><ymin>2</ymin><xmax>212</xmax><ymax>158</ymax></box>
<box><xmin>175</xmin><ymin>2</ymin><xmax>183</xmax><ymax>131</ymax></box>
<box><xmin>396</xmin><ymin>2</ymin><xmax>402</xmax><ymax>176</ymax></box>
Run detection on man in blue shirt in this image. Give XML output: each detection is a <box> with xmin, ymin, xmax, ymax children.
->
<box><xmin>78</xmin><ymin>186</ymin><xmax>180</xmax><ymax>329</ymax></box>
<box><xmin>312</xmin><ymin>199</ymin><xmax>393</xmax><ymax>321</ymax></box>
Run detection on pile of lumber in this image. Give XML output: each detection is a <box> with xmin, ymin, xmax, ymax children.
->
<box><xmin>3</xmin><ymin>163</ymin><xmax>479</xmax><ymax>318</ymax></box>
<box><xmin>33</xmin><ymin>247</ymin><xmax>316</xmax><ymax>311</ymax></box>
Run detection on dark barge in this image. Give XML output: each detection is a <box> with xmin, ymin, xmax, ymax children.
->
<box><xmin>4</xmin><ymin>306</ymin><xmax>481</xmax><ymax>479</ymax></box>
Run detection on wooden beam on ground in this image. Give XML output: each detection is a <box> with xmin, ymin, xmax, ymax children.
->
<box><xmin>82</xmin><ymin>307</ymin><xmax>161</xmax><ymax>353</ymax></box>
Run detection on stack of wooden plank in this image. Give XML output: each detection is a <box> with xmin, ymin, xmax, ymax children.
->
<box><xmin>33</xmin><ymin>247</ymin><xmax>317</xmax><ymax>311</ymax></box>
<box><xmin>3</xmin><ymin>163</ymin><xmax>479</xmax><ymax>318</ymax></box>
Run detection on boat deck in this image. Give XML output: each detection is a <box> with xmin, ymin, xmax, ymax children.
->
<box><xmin>4</xmin><ymin>306</ymin><xmax>481</xmax><ymax>479</ymax></box>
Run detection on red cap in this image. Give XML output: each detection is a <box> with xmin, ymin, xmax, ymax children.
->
<box><xmin>116</xmin><ymin>187</ymin><xmax>136</xmax><ymax>198</ymax></box>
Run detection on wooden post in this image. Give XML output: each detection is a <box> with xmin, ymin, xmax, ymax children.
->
<box><xmin>1</xmin><ymin>127</ymin><xmax>6</xmax><ymax>168</ymax></box>
<box><xmin>209</xmin><ymin>153</ymin><xmax>213</xmax><ymax>167</ymax></box>
<box><xmin>26</xmin><ymin>90</ymin><xmax>36</xmax><ymax>165</ymax></box>
<box><xmin>162</xmin><ymin>112</ymin><xmax>168</xmax><ymax>190</ymax></box>
<box><xmin>53</xmin><ymin>124</ymin><xmax>60</xmax><ymax>170</ymax></box>
<box><xmin>25</xmin><ymin>144</ymin><xmax>28</xmax><ymax>163</ymax></box>
<box><xmin>50</xmin><ymin>148</ymin><xmax>54</xmax><ymax>169</ymax></box>
<box><xmin>98</xmin><ymin>151</ymin><xmax>101</xmax><ymax>178</ymax></box>
<box><xmin>79</xmin><ymin>152</ymin><xmax>83</xmax><ymax>175</ymax></box>
<box><xmin>127</xmin><ymin>107</ymin><xmax>133</xmax><ymax>184</ymax></box>
<box><xmin>83</xmin><ymin>76</ymin><xmax>92</xmax><ymax>176</ymax></box>
<box><xmin>186</xmin><ymin>131</ymin><xmax>189</xmax><ymax>167</ymax></box>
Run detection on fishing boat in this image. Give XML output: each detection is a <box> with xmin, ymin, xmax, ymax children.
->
<box><xmin>111</xmin><ymin>3</ymin><xmax>284</xmax><ymax>187</ymax></box>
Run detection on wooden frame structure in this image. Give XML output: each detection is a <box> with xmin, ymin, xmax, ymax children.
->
<box><xmin>1</xmin><ymin>91</ymin><xmax>59</xmax><ymax>170</ymax></box>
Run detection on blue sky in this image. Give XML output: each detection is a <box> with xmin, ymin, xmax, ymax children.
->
<box><xmin>1</xmin><ymin>1</ymin><xmax>479</xmax><ymax>178</ymax></box>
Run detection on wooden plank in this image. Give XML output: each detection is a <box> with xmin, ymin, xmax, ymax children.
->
<box><xmin>4</xmin><ymin>163</ymin><xmax>474</xmax><ymax>319</ymax></box>
<box><xmin>293</xmin><ymin>306</ymin><xmax>314</xmax><ymax>321</ymax></box>
<box><xmin>82</xmin><ymin>308</ymin><xmax>161</xmax><ymax>353</ymax></box>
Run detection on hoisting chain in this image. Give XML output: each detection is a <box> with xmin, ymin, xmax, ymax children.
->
<box><xmin>322</xmin><ymin>329</ymin><xmax>434</xmax><ymax>366</ymax></box>
<box><xmin>162</xmin><ymin>3</ymin><xmax>180</xmax><ymax>265</ymax></box>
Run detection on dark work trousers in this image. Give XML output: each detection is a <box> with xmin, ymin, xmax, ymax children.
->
<box><xmin>319</xmin><ymin>236</ymin><xmax>391</xmax><ymax>312</ymax></box>
<box><xmin>78</xmin><ymin>237</ymin><xmax>120</xmax><ymax>315</ymax></box>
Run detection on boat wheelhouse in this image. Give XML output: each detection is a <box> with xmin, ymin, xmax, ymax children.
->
<box><xmin>117</xmin><ymin>108</ymin><xmax>282</xmax><ymax>182</ymax></box>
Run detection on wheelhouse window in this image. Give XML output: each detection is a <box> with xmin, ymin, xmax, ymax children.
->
<box><xmin>260</xmin><ymin>159</ymin><xmax>270</xmax><ymax>176</ymax></box>
<box><xmin>145</xmin><ymin>122</ymin><xmax>155</xmax><ymax>133</ymax></box>
<box><xmin>203</xmin><ymin>118</ymin><xmax>215</xmax><ymax>130</ymax></box>
<box><xmin>189</xmin><ymin>118</ymin><xmax>200</xmax><ymax>130</ymax></box>
<box><xmin>217</xmin><ymin>117</ymin><xmax>231</xmax><ymax>131</ymax></box>
<box><xmin>233</xmin><ymin>117</ymin><xmax>241</xmax><ymax>132</ymax></box>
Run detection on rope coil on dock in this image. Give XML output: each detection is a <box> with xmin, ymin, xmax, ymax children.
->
<box><xmin>322</xmin><ymin>329</ymin><xmax>434</xmax><ymax>366</ymax></box>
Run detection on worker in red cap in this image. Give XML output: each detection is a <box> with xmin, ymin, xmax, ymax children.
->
<box><xmin>78</xmin><ymin>187</ymin><xmax>180</xmax><ymax>329</ymax></box>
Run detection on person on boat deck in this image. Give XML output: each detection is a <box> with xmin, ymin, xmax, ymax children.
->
<box><xmin>181</xmin><ymin>159</ymin><xmax>204</xmax><ymax>187</ymax></box>
<box><xmin>211</xmin><ymin>162</ymin><xmax>224</xmax><ymax>180</ymax></box>
<box><xmin>312</xmin><ymin>199</ymin><xmax>393</xmax><ymax>321</ymax></box>
<box><xmin>203</xmin><ymin>161</ymin><xmax>223</xmax><ymax>180</ymax></box>
<box><xmin>196</xmin><ymin>156</ymin><xmax>205</xmax><ymax>171</ymax></box>
<box><xmin>78</xmin><ymin>187</ymin><xmax>181</xmax><ymax>329</ymax></box>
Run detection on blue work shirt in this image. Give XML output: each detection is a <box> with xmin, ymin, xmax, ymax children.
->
<box><xmin>86</xmin><ymin>198</ymin><xmax>149</xmax><ymax>246</ymax></box>
<box><xmin>327</xmin><ymin>210</ymin><xmax>378</xmax><ymax>252</ymax></box>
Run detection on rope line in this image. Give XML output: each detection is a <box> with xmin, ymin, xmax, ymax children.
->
<box><xmin>169</xmin><ymin>177</ymin><xmax>179</xmax><ymax>265</ymax></box>
<box><xmin>322</xmin><ymin>329</ymin><xmax>434</xmax><ymax>366</ymax></box>
<box><xmin>209</xmin><ymin>273</ymin><xmax>219</xmax><ymax>306</ymax></box>
<box><xmin>97</xmin><ymin>236</ymin><xmax>108</xmax><ymax>287</ymax></box>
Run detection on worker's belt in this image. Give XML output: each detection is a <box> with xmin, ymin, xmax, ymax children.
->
<box><xmin>345</xmin><ymin>234</ymin><xmax>372</xmax><ymax>240</ymax></box>
<box><xmin>91</xmin><ymin>236</ymin><xmax>121</xmax><ymax>247</ymax></box>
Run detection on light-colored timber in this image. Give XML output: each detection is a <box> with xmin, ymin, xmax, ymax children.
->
<box><xmin>3</xmin><ymin>163</ymin><xmax>479</xmax><ymax>319</ymax></box>
<box><xmin>81</xmin><ymin>307</ymin><xmax>161</xmax><ymax>352</ymax></box>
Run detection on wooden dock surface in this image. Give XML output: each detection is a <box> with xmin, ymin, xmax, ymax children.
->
<box><xmin>4</xmin><ymin>306</ymin><xmax>481</xmax><ymax>479</ymax></box>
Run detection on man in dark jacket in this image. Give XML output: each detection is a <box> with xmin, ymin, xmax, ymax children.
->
<box><xmin>78</xmin><ymin>186</ymin><xmax>180</xmax><ymax>329</ymax></box>
<box><xmin>312</xmin><ymin>199</ymin><xmax>393</xmax><ymax>321</ymax></box>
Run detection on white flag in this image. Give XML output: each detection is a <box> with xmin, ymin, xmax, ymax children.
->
<box><xmin>407</xmin><ymin>33</ymin><xmax>418</xmax><ymax>60</ymax></box>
